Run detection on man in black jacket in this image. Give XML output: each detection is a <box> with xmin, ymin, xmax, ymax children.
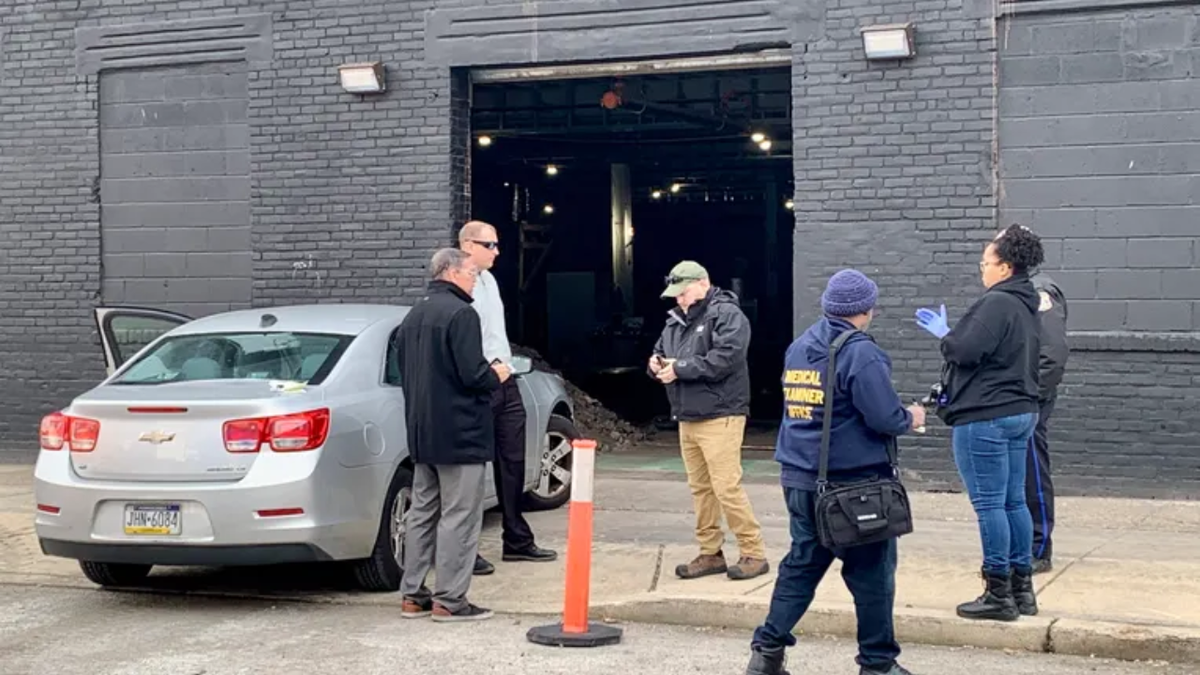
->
<box><xmin>1028</xmin><ymin>271</ymin><xmax>1069</xmax><ymax>574</ymax></box>
<box><xmin>649</xmin><ymin>261</ymin><xmax>768</xmax><ymax>582</ymax></box>
<box><xmin>396</xmin><ymin>248</ymin><xmax>510</xmax><ymax>623</ymax></box>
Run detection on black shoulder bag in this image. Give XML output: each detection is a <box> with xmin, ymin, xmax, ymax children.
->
<box><xmin>813</xmin><ymin>329</ymin><xmax>915</xmax><ymax>549</ymax></box>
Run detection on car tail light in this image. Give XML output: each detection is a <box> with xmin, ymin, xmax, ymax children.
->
<box><xmin>69</xmin><ymin>417</ymin><xmax>101</xmax><ymax>452</ymax></box>
<box><xmin>39</xmin><ymin>412</ymin><xmax>101</xmax><ymax>452</ymax></box>
<box><xmin>268</xmin><ymin>409</ymin><xmax>330</xmax><ymax>452</ymax></box>
<box><xmin>223</xmin><ymin>418</ymin><xmax>266</xmax><ymax>453</ymax></box>
<box><xmin>40</xmin><ymin>413</ymin><xmax>67</xmax><ymax>451</ymax></box>
<box><xmin>223</xmin><ymin>409</ymin><xmax>330</xmax><ymax>454</ymax></box>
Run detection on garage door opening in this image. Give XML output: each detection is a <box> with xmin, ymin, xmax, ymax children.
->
<box><xmin>469</xmin><ymin>64</ymin><xmax>794</xmax><ymax>430</ymax></box>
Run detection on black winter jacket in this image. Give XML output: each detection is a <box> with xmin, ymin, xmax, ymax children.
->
<box><xmin>1032</xmin><ymin>272</ymin><xmax>1069</xmax><ymax>401</ymax></box>
<box><xmin>937</xmin><ymin>274</ymin><xmax>1042</xmax><ymax>427</ymax></box>
<box><xmin>395</xmin><ymin>280</ymin><xmax>502</xmax><ymax>465</ymax></box>
<box><xmin>650</xmin><ymin>288</ymin><xmax>751</xmax><ymax>422</ymax></box>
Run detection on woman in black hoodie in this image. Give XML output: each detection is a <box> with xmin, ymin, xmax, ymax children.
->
<box><xmin>915</xmin><ymin>224</ymin><xmax>1044</xmax><ymax>623</ymax></box>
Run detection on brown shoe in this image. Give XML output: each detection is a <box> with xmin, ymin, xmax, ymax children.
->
<box><xmin>674</xmin><ymin>551</ymin><xmax>728</xmax><ymax>579</ymax></box>
<box><xmin>727</xmin><ymin>556</ymin><xmax>770</xmax><ymax>580</ymax></box>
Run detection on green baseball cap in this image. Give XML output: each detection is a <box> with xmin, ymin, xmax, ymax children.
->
<box><xmin>661</xmin><ymin>261</ymin><xmax>709</xmax><ymax>298</ymax></box>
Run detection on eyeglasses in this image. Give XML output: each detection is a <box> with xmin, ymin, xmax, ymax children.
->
<box><xmin>472</xmin><ymin>240</ymin><xmax>499</xmax><ymax>251</ymax></box>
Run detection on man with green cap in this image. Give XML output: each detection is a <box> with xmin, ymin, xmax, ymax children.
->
<box><xmin>649</xmin><ymin>261</ymin><xmax>768</xmax><ymax>581</ymax></box>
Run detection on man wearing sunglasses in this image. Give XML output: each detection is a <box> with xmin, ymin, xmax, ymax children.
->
<box><xmin>458</xmin><ymin>221</ymin><xmax>557</xmax><ymax>577</ymax></box>
<box><xmin>649</xmin><ymin>261</ymin><xmax>768</xmax><ymax>582</ymax></box>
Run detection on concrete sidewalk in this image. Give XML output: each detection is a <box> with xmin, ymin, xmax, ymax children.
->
<box><xmin>2</xmin><ymin>462</ymin><xmax>1199</xmax><ymax>664</ymax></box>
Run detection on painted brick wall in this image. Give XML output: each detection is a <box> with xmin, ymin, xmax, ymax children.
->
<box><xmin>996</xmin><ymin>3</ymin><xmax>1200</xmax><ymax>491</ymax></box>
<box><xmin>789</xmin><ymin>0</ymin><xmax>1001</xmax><ymax>479</ymax></box>
<box><xmin>0</xmin><ymin>0</ymin><xmax>463</xmax><ymax>450</ymax></box>
<box><xmin>999</xmin><ymin>4</ymin><xmax>1200</xmax><ymax>331</ymax></box>
<box><xmin>2</xmin><ymin>0</ymin><xmax>1197</xmax><ymax>492</ymax></box>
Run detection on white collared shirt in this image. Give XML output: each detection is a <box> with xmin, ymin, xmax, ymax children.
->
<box><xmin>473</xmin><ymin>269</ymin><xmax>513</xmax><ymax>364</ymax></box>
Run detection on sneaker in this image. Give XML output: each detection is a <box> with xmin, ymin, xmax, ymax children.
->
<box><xmin>431</xmin><ymin>602</ymin><xmax>494</xmax><ymax>623</ymax></box>
<box><xmin>1032</xmin><ymin>557</ymin><xmax>1053</xmax><ymax>575</ymax></box>
<box><xmin>502</xmin><ymin>545</ymin><xmax>557</xmax><ymax>562</ymax></box>
<box><xmin>727</xmin><ymin>556</ymin><xmax>770</xmax><ymax>581</ymax></box>
<box><xmin>473</xmin><ymin>555</ymin><xmax>495</xmax><ymax>576</ymax></box>
<box><xmin>401</xmin><ymin>596</ymin><xmax>432</xmax><ymax>619</ymax></box>
<box><xmin>675</xmin><ymin>551</ymin><xmax>728</xmax><ymax>579</ymax></box>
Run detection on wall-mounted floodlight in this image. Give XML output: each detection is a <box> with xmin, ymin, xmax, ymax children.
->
<box><xmin>861</xmin><ymin>23</ymin><xmax>916</xmax><ymax>61</ymax></box>
<box><xmin>338</xmin><ymin>62</ymin><xmax>386</xmax><ymax>94</ymax></box>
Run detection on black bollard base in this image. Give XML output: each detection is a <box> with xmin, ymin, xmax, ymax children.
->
<box><xmin>526</xmin><ymin>621</ymin><xmax>623</xmax><ymax>648</ymax></box>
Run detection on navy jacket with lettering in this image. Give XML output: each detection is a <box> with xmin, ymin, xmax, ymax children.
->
<box><xmin>775</xmin><ymin>317</ymin><xmax>914</xmax><ymax>490</ymax></box>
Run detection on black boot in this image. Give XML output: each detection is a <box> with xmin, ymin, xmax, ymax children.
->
<box><xmin>1011</xmin><ymin>567</ymin><xmax>1038</xmax><ymax>616</ymax></box>
<box><xmin>956</xmin><ymin>567</ymin><xmax>1019</xmax><ymax>622</ymax></box>
<box><xmin>745</xmin><ymin>645</ymin><xmax>790</xmax><ymax>675</ymax></box>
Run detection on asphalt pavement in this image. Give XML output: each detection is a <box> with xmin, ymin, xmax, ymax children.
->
<box><xmin>0</xmin><ymin>584</ymin><xmax>1189</xmax><ymax>675</ymax></box>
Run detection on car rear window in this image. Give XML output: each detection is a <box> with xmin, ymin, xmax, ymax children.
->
<box><xmin>113</xmin><ymin>332</ymin><xmax>353</xmax><ymax>386</ymax></box>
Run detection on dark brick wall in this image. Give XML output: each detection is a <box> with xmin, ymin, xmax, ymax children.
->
<box><xmin>995</xmin><ymin>2</ymin><xmax>1200</xmax><ymax>492</ymax></box>
<box><xmin>788</xmin><ymin>0</ymin><xmax>1001</xmax><ymax>478</ymax></box>
<box><xmin>1</xmin><ymin>0</ymin><xmax>1198</xmax><ymax>492</ymax></box>
<box><xmin>0</xmin><ymin>0</ymin><xmax>461</xmax><ymax>450</ymax></box>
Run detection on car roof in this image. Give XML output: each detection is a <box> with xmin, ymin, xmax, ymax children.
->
<box><xmin>171</xmin><ymin>304</ymin><xmax>412</xmax><ymax>337</ymax></box>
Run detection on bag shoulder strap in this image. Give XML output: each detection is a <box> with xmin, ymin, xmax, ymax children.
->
<box><xmin>816</xmin><ymin>329</ymin><xmax>900</xmax><ymax>488</ymax></box>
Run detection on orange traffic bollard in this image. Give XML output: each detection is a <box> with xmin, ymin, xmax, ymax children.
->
<box><xmin>526</xmin><ymin>438</ymin><xmax>623</xmax><ymax>648</ymax></box>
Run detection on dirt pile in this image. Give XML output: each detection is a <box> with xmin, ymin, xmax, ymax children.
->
<box><xmin>512</xmin><ymin>345</ymin><xmax>648</xmax><ymax>452</ymax></box>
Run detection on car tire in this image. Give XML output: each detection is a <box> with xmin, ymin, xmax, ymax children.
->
<box><xmin>523</xmin><ymin>414</ymin><xmax>579</xmax><ymax>512</ymax></box>
<box><xmin>351</xmin><ymin>464</ymin><xmax>414</xmax><ymax>593</ymax></box>
<box><xmin>79</xmin><ymin>561</ymin><xmax>152</xmax><ymax>587</ymax></box>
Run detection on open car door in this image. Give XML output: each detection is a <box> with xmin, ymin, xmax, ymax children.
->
<box><xmin>94</xmin><ymin>306</ymin><xmax>193</xmax><ymax>375</ymax></box>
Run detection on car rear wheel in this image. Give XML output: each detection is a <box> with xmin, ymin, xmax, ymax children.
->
<box><xmin>79</xmin><ymin>561</ymin><xmax>152</xmax><ymax>587</ymax></box>
<box><xmin>523</xmin><ymin>414</ymin><xmax>578</xmax><ymax>512</ymax></box>
<box><xmin>351</xmin><ymin>464</ymin><xmax>413</xmax><ymax>592</ymax></box>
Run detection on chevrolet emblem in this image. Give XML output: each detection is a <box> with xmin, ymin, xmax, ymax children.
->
<box><xmin>138</xmin><ymin>431</ymin><xmax>176</xmax><ymax>445</ymax></box>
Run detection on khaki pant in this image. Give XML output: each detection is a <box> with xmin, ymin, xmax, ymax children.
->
<box><xmin>679</xmin><ymin>416</ymin><xmax>766</xmax><ymax>559</ymax></box>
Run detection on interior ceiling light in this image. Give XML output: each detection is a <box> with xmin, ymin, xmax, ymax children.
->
<box><xmin>651</xmin><ymin>190</ymin><xmax>663</xmax><ymax>199</ymax></box>
<box><xmin>670</xmin><ymin>183</ymin><xmax>682</xmax><ymax>194</ymax></box>
<box><xmin>546</xmin><ymin>164</ymin><xmax>559</xmax><ymax>176</ymax></box>
<box><xmin>758</xmin><ymin>139</ymin><xmax>773</xmax><ymax>151</ymax></box>
<box><xmin>543</xmin><ymin>204</ymin><xmax>555</xmax><ymax>215</ymax></box>
<box><xmin>477</xmin><ymin>135</ymin><xmax>493</xmax><ymax>147</ymax></box>
<box><xmin>751</xmin><ymin>131</ymin><xmax>766</xmax><ymax>143</ymax></box>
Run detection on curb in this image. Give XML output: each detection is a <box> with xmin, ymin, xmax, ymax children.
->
<box><xmin>5</xmin><ymin>573</ymin><xmax>1200</xmax><ymax>664</ymax></box>
<box><xmin>586</xmin><ymin>594</ymin><xmax>1200</xmax><ymax>664</ymax></box>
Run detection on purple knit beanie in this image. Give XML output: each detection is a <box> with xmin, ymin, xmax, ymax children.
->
<box><xmin>821</xmin><ymin>269</ymin><xmax>879</xmax><ymax>317</ymax></box>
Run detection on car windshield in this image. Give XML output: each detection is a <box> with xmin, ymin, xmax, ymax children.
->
<box><xmin>112</xmin><ymin>332</ymin><xmax>353</xmax><ymax>385</ymax></box>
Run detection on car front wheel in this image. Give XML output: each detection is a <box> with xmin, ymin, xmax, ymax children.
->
<box><xmin>523</xmin><ymin>414</ymin><xmax>578</xmax><ymax>512</ymax></box>
<box><xmin>79</xmin><ymin>561</ymin><xmax>152</xmax><ymax>587</ymax></box>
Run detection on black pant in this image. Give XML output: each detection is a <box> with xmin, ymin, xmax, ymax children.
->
<box><xmin>752</xmin><ymin>487</ymin><xmax>900</xmax><ymax>671</ymax></box>
<box><xmin>1025</xmin><ymin>394</ymin><xmax>1057</xmax><ymax>561</ymax></box>
<box><xmin>492</xmin><ymin>378</ymin><xmax>534</xmax><ymax>552</ymax></box>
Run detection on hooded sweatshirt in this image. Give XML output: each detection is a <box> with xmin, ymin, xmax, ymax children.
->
<box><xmin>775</xmin><ymin>317</ymin><xmax>913</xmax><ymax>490</ymax></box>
<box><xmin>937</xmin><ymin>274</ymin><xmax>1042</xmax><ymax>426</ymax></box>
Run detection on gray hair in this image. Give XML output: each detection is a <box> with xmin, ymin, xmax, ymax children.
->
<box><xmin>429</xmin><ymin>247</ymin><xmax>470</xmax><ymax>280</ymax></box>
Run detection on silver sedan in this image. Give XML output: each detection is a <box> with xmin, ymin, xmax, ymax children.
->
<box><xmin>33</xmin><ymin>304</ymin><xmax>580</xmax><ymax>591</ymax></box>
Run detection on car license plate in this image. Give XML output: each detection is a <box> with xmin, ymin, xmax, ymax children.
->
<box><xmin>123</xmin><ymin>504</ymin><xmax>182</xmax><ymax>536</ymax></box>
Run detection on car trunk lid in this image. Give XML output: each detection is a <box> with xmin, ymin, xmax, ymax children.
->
<box><xmin>67</xmin><ymin>381</ymin><xmax>326</xmax><ymax>483</ymax></box>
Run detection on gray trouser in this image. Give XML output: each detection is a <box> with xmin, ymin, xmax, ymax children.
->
<box><xmin>399</xmin><ymin>462</ymin><xmax>487</xmax><ymax>612</ymax></box>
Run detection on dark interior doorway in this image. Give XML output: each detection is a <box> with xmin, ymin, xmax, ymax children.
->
<box><xmin>469</xmin><ymin>65</ymin><xmax>794</xmax><ymax>426</ymax></box>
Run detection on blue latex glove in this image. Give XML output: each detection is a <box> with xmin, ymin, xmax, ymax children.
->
<box><xmin>915</xmin><ymin>304</ymin><xmax>951</xmax><ymax>339</ymax></box>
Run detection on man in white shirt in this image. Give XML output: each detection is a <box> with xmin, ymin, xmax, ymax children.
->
<box><xmin>459</xmin><ymin>220</ymin><xmax>557</xmax><ymax>575</ymax></box>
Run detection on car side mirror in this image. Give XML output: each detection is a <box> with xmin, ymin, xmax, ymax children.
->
<box><xmin>510</xmin><ymin>355</ymin><xmax>533</xmax><ymax>376</ymax></box>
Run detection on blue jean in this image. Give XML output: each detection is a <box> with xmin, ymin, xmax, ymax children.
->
<box><xmin>952</xmin><ymin>413</ymin><xmax>1037</xmax><ymax>575</ymax></box>
<box><xmin>752</xmin><ymin>487</ymin><xmax>900</xmax><ymax>670</ymax></box>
